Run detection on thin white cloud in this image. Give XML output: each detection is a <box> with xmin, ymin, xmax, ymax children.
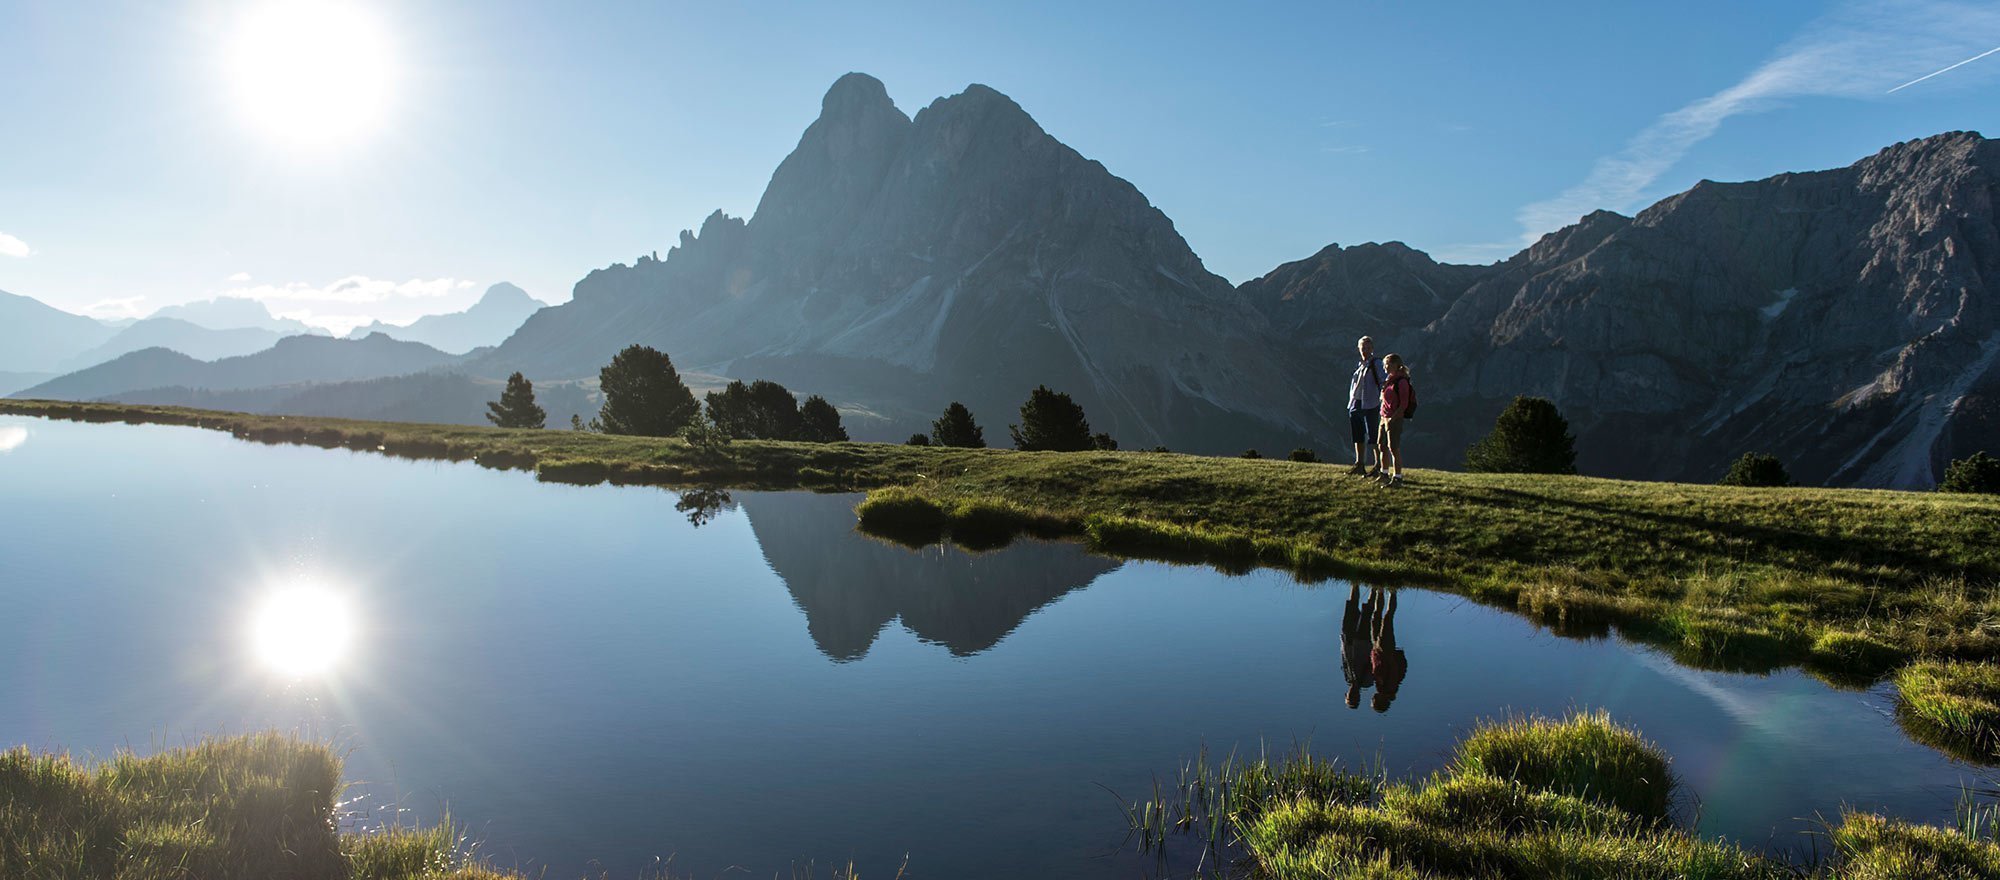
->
<box><xmin>223</xmin><ymin>275</ymin><xmax>475</xmax><ymax>305</ymax></box>
<box><xmin>0</xmin><ymin>232</ymin><xmax>30</xmax><ymax>258</ymax></box>
<box><xmin>82</xmin><ymin>296</ymin><xmax>148</xmax><ymax>319</ymax></box>
<box><xmin>0</xmin><ymin>426</ymin><xmax>26</xmax><ymax>454</ymax></box>
<box><xmin>211</xmin><ymin>275</ymin><xmax>486</xmax><ymax>335</ymax></box>
<box><xmin>227</xmin><ymin>271</ymin><xmax>253</xmax><ymax>282</ymax></box>
<box><xmin>1512</xmin><ymin>0</ymin><xmax>2000</xmax><ymax>247</ymax></box>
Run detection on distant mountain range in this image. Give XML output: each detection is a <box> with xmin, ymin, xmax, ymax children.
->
<box><xmin>151</xmin><ymin>297</ymin><xmax>321</xmax><ymax>335</ymax></box>
<box><xmin>10</xmin><ymin>74</ymin><xmax>1995</xmax><ymax>487</ymax></box>
<box><xmin>345</xmin><ymin>282</ymin><xmax>545</xmax><ymax>354</ymax></box>
<box><xmin>16</xmin><ymin>333</ymin><xmax>464</xmax><ymax>401</ymax></box>
<box><xmin>0</xmin><ymin>290</ymin><xmax>116</xmax><ymax>372</ymax></box>
<box><xmin>103</xmin><ymin>371</ymin><xmax>597</xmax><ymax>429</ymax></box>
<box><xmin>59</xmin><ymin>318</ymin><xmax>293</xmax><ymax>371</ymax></box>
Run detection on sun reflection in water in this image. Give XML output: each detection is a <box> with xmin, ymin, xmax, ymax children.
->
<box><xmin>249</xmin><ymin>584</ymin><xmax>356</xmax><ymax>678</ymax></box>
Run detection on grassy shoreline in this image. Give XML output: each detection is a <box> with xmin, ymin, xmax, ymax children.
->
<box><xmin>8</xmin><ymin>719</ymin><xmax>1994</xmax><ymax>879</ymax></box>
<box><xmin>1133</xmin><ymin>711</ymin><xmax>2000</xmax><ymax>878</ymax></box>
<box><xmin>8</xmin><ymin>398</ymin><xmax>2000</xmax><ymax>682</ymax></box>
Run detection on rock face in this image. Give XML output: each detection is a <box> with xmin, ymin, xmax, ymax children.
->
<box><xmin>1240</xmin><ymin>241</ymin><xmax>1492</xmax><ymax>365</ymax></box>
<box><xmin>1270</xmin><ymin>131</ymin><xmax>1997</xmax><ymax>488</ymax></box>
<box><xmin>481</xmin><ymin>73</ymin><xmax>1333</xmax><ymax>452</ymax></box>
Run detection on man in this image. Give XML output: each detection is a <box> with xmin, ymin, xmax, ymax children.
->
<box><xmin>1347</xmin><ymin>335</ymin><xmax>1386</xmax><ymax>475</ymax></box>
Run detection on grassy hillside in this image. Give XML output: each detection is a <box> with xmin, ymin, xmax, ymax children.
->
<box><xmin>7</xmin><ymin>399</ymin><xmax>1999</xmax><ymax>680</ymax></box>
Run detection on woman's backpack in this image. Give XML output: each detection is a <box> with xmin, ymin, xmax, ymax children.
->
<box><xmin>1395</xmin><ymin>375</ymin><xmax>1418</xmax><ymax>419</ymax></box>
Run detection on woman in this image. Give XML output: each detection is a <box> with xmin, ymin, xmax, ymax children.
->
<box><xmin>1376</xmin><ymin>353</ymin><xmax>1416</xmax><ymax>487</ymax></box>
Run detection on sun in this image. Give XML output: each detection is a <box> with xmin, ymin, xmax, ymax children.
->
<box><xmin>249</xmin><ymin>584</ymin><xmax>357</xmax><ymax>678</ymax></box>
<box><xmin>227</xmin><ymin>0</ymin><xmax>398</xmax><ymax>147</ymax></box>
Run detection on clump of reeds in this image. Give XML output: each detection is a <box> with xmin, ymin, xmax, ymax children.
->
<box><xmin>1896</xmin><ymin>660</ymin><xmax>2000</xmax><ymax>763</ymax></box>
<box><xmin>0</xmin><ymin>733</ymin><xmax>505</xmax><ymax>880</ymax></box>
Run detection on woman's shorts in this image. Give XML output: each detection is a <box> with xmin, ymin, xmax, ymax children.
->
<box><xmin>1381</xmin><ymin>416</ymin><xmax>1405</xmax><ymax>452</ymax></box>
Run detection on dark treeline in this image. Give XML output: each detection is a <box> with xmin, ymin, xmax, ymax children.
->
<box><xmin>483</xmin><ymin>352</ymin><xmax>2000</xmax><ymax>493</ymax></box>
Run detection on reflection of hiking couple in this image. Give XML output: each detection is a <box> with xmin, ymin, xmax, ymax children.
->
<box><xmin>1340</xmin><ymin>583</ymin><xmax>1407</xmax><ymax>712</ymax></box>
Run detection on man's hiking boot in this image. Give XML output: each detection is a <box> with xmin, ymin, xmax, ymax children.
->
<box><xmin>1347</xmin><ymin>463</ymin><xmax>1367</xmax><ymax>476</ymax></box>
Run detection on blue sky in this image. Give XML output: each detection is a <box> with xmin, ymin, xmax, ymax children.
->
<box><xmin>2</xmin><ymin>0</ymin><xmax>1996</xmax><ymax>332</ymax></box>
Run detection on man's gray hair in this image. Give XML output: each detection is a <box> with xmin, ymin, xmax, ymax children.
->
<box><xmin>1357</xmin><ymin>335</ymin><xmax>1373</xmax><ymax>346</ymax></box>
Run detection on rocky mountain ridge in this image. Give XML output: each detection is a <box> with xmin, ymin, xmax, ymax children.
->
<box><xmin>479</xmin><ymin>73</ymin><xmax>1334</xmax><ymax>452</ymax></box>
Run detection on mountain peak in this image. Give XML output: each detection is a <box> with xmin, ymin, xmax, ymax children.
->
<box><xmin>820</xmin><ymin>72</ymin><xmax>895</xmax><ymax>119</ymax></box>
<box><xmin>476</xmin><ymin>282</ymin><xmax>537</xmax><ymax>308</ymax></box>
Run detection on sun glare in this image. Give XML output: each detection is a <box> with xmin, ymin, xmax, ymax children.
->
<box><xmin>249</xmin><ymin>584</ymin><xmax>357</xmax><ymax>678</ymax></box>
<box><xmin>227</xmin><ymin>0</ymin><xmax>397</xmax><ymax>147</ymax></box>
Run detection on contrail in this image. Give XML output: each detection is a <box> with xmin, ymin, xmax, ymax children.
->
<box><xmin>1887</xmin><ymin>44</ymin><xmax>2000</xmax><ymax>92</ymax></box>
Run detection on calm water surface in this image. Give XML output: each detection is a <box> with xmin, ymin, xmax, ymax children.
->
<box><xmin>0</xmin><ymin>415</ymin><xmax>1984</xmax><ymax>877</ymax></box>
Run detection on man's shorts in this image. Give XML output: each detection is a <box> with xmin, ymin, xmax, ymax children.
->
<box><xmin>1349</xmin><ymin>408</ymin><xmax>1381</xmax><ymax>447</ymax></box>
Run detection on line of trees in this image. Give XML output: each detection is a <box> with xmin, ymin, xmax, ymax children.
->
<box><xmin>487</xmin><ymin>355</ymin><xmax>1996</xmax><ymax>493</ymax></box>
<box><xmin>486</xmin><ymin>344</ymin><xmax>851</xmax><ymax>444</ymax></box>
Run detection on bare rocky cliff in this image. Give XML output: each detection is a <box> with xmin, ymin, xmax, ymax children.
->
<box><xmin>482</xmin><ymin>74</ymin><xmax>1334</xmax><ymax>452</ymax></box>
<box><xmin>1273</xmin><ymin>132</ymin><xmax>1996</xmax><ymax>487</ymax></box>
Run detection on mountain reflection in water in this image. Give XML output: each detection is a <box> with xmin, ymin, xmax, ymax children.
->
<box><xmin>738</xmin><ymin>491</ymin><xmax>1121</xmax><ymax>660</ymax></box>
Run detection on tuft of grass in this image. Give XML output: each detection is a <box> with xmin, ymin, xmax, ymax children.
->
<box><xmin>1139</xmin><ymin>712</ymin><xmax>1992</xmax><ymax>880</ymax></box>
<box><xmin>1831</xmin><ymin>809</ymin><xmax>2000</xmax><ymax>879</ymax></box>
<box><xmin>1896</xmin><ymin>660</ymin><xmax>2000</xmax><ymax>763</ymax></box>
<box><xmin>0</xmin><ymin>734</ymin><xmax>519</xmax><ymax>880</ymax></box>
<box><xmin>1451</xmin><ymin>710</ymin><xmax>1673</xmax><ymax>821</ymax></box>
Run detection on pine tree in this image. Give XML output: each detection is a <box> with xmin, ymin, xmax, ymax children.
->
<box><xmin>930</xmin><ymin>402</ymin><xmax>986</xmax><ymax>448</ymax></box>
<box><xmin>1092</xmin><ymin>432</ymin><xmax>1118</xmax><ymax>451</ymax></box>
<box><xmin>1463</xmin><ymin>396</ymin><xmax>1578</xmax><ymax>474</ymax></box>
<box><xmin>485</xmin><ymin>372</ymin><xmax>546</xmax><ymax>429</ymax></box>
<box><xmin>1939</xmin><ymin>451</ymin><xmax>2000</xmax><ymax>494</ymax></box>
<box><xmin>1290</xmin><ymin>447</ymin><xmax>1319</xmax><ymax>463</ymax></box>
<box><xmin>596</xmin><ymin>344</ymin><xmax>698</xmax><ymax>437</ymax></box>
<box><xmin>906</xmin><ymin>433</ymin><xmax>932</xmax><ymax>446</ymax></box>
<box><xmin>1008</xmin><ymin>386</ymin><xmax>1094</xmax><ymax>452</ymax></box>
<box><xmin>798</xmin><ymin>395</ymin><xmax>848</xmax><ymax>443</ymax></box>
<box><xmin>706</xmin><ymin>379</ymin><xmax>806</xmax><ymax>440</ymax></box>
<box><xmin>1719</xmin><ymin>452</ymin><xmax>1792</xmax><ymax>487</ymax></box>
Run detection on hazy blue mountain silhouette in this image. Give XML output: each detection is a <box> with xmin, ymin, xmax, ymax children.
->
<box><xmin>735</xmin><ymin>491</ymin><xmax>1119</xmax><ymax>661</ymax></box>
<box><xmin>15</xmin><ymin>333</ymin><xmax>462</xmax><ymax>401</ymax></box>
<box><xmin>59</xmin><ymin>318</ymin><xmax>294</xmax><ymax>371</ymax></box>
<box><xmin>0</xmin><ymin>290</ymin><xmax>115</xmax><ymax>373</ymax></box>
<box><xmin>346</xmin><ymin>282</ymin><xmax>546</xmax><ymax>354</ymax></box>
<box><xmin>150</xmin><ymin>297</ymin><xmax>319</xmax><ymax>334</ymax></box>
<box><xmin>102</xmin><ymin>371</ymin><xmax>595</xmax><ymax>427</ymax></box>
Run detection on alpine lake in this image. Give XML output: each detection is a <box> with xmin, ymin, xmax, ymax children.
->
<box><xmin>0</xmin><ymin>415</ymin><xmax>1985</xmax><ymax>878</ymax></box>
